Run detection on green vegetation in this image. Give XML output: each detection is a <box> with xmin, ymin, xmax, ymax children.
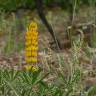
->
<box><xmin>0</xmin><ymin>0</ymin><xmax>96</xmax><ymax>96</ymax></box>
<box><xmin>0</xmin><ymin>53</ymin><xmax>96</xmax><ymax>96</ymax></box>
<box><xmin>0</xmin><ymin>0</ymin><xmax>96</xmax><ymax>12</ymax></box>
<box><xmin>0</xmin><ymin>68</ymin><xmax>81</xmax><ymax>96</ymax></box>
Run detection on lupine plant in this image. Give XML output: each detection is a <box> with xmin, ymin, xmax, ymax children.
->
<box><xmin>25</xmin><ymin>21</ymin><xmax>39</xmax><ymax>72</ymax></box>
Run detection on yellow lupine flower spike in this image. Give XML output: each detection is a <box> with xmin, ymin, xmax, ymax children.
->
<box><xmin>25</xmin><ymin>21</ymin><xmax>39</xmax><ymax>72</ymax></box>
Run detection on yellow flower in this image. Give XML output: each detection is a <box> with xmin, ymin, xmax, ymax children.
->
<box><xmin>24</xmin><ymin>65</ymin><xmax>32</xmax><ymax>70</ymax></box>
<box><xmin>25</xmin><ymin>51</ymin><xmax>37</xmax><ymax>57</ymax></box>
<box><xmin>32</xmin><ymin>66</ymin><xmax>39</xmax><ymax>72</ymax></box>
<box><xmin>25</xmin><ymin>57</ymin><xmax>37</xmax><ymax>63</ymax></box>
<box><xmin>25</xmin><ymin>31</ymin><xmax>32</xmax><ymax>36</ymax></box>
<box><xmin>25</xmin><ymin>21</ymin><xmax>38</xmax><ymax>65</ymax></box>
<box><xmin>25</xmin><ymin>41</ymin><xmax>31</xmax><ymax>46</ymax></box>
<box><xmin>32</xmin><ymin>31</ymin><xmax>38</xmax><ymax>36</ymax></box>
<box><xmin>25</xmin><ymin>46</ymin><xmax>38</xmax><ymax>51</ymax></box>
<box><xmin>32</xmin><ymin>51</ymin><xmax>38</xmax><ymax>57</ymax></box>
<box><xmin>26</xmin><ymin>31</ymin><xmax>38</xmax><ymax>36</ymax></box>
<box><xmin>28</xmin><ymin>22</ymin><xmax>37</xmax><ymax>31</ymax></box>
<box><xmin>32</xmin><ymin>40</ymin><xmax>38</xmax><ymax>45</ymax></box>
<box><xmin>31</xmin><ymin>57</ymin><xmax>37</xmax><ymax>63</ymax></box>
<box><xmin>24</xmin><ymin>65</ymin><xmax>39</xmax><ymax>72</ymax></box>
<box><xmin>31</xmin><ymin>37</ymin><xmax>38</xmax><ymax>41</ymax></box>
<box><xmin>32</xmin><ymin>46</ymin><xmax>38</xmax><ymax>51</ymax></box>
<box><xmin>25</xmin><ymin>58</ymin><xmax>32</xmax><ymax>63</ymax></box>
<box><xmin>25</xmin><ymin>46</ymin><xmax>32</xmax><ymax>51</ymax></box>
<box><xmin>25</xmin><ymin>52</ymin><xmax>32</xmax><ymax>57</ymax></box>
<box><xmin>25</xmin><ymin>35</ymin><xmax>38</xmax><ymax>40</ymax></box>
<box><xmin>25</xmin><ymin>36</ymin><xmax>31</xmax><ymax>40</ymax></box>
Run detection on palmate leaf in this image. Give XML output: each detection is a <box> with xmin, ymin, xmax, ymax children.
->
<box><xmin>20</xmin><ymin>71</ymin><xmax>31</xmax><ymax>85</ymax></box>
<box><xmin>3</xmin><ymin>69</ymin><xmax>19</xmax><ymax>82</ymax></box>
<box><xmin>3</xmin><ymin>79</ymin><xmax>19</xmax><ymax>96</ymax></box>
<box><xmin>9</xmin><ymin>69</ymin><xmax>20</xmax><ymax>81</ymax></box>
<box><xmin>20</xmin><ymin>69</ymin><xmax>49</xmax><ymax>86</ymax></box>
<box><xmin>20</xmin><ymin>69</ymin><xmax>40</xmax><ymax>85</ymax></box>
<box><xmin>31</xmin><ymin>69</ymin><xmax>42</xmax><ymax>84</ymax></box>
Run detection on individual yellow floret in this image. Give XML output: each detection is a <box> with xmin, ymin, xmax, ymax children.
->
<box><xmin>25</xmin><ymin>35</ymin><xmax>38</xmax><ymax>40</ymax></box>
<box><xmin>25</xmin><ymin>52</ymin><xmax>32</xmax><ymax>57</ymax></box>
<box><xmin>25</xmin><ymin>41</ymin><xmax>31</xmax><ymax>46</ymax></box>
<box><xmin>24</xmin><ymin>65</ymin><xmax>39</xmax><ymax>72</ymax></box>
<box><xmin>25</xmin><ymin>35</ymin><xmax>32</xmax><ymax>40</ymax></box>
<box><xmin>25</xmin><ymin>46</ymin><xmax>38</xmax><ymax>51</ymax></box>
<box><xmin>31</xmin><ymin>51</ymin><xmax>38</xmax><ymax>57</ymax></box>
<box><xmin>28</xmin><ymin>22</ymin><xmax>37</xmax><ymax>31</ymax></box>
<box><xmin>31</xmin><ymin>57</ymin><xmax>37</xmax><ymax>63</ymax></box>
<box><xmin>25</xmin><ymin>51</ymin><xmax>37</xmax><ymax>57</ymax></box>
<box><xmin>25</xmin><ymin>31</ymin><xmax>32</xmax><ymax>36</ymax></box>
<box><xmin>25</xmin><ymin>57</ymin><xmax>37</xmax><ymax>63</ymax></box>
<box><xmin>32</xmin><ymin>66</ymin><xmax>39</xmax><ymax>72</ymax></box>
<box><xmin>25</xmin><ymin>46</ymin><xmax>32</xmax><ymax>51</ymax></box>
<box><xmin>25</xmin><ymin>58</ymin><xmax>33</xmax><ymax>63</ymax></box>
<box><xmin>32</xmin><ymin>31</ymin><xmax>38</xmax><ymax>36</ymax></box>
<box><xmin>31</xmin><ymin>46</ymin><xmax>38</xmax><ymax>51</ymax></box>
<box><xmin>25</xmin><ymin>31</ymin><xmax>38</xmax><ymax>36</ymax></box>
<box><xmin>32</xmin><ymin>40</ymin><xmax>38</xmax><ymax>45</ymax></box>
<box><xmin>24</xmin><ymin>65</ymin><xmax>32</xmax><ymax>71</ymax></box>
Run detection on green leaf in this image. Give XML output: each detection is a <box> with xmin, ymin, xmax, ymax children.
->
<box><xmin>31</xmin><ymin>69</ymin><xmax>42</xmax><ymax>84</ymax></box>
